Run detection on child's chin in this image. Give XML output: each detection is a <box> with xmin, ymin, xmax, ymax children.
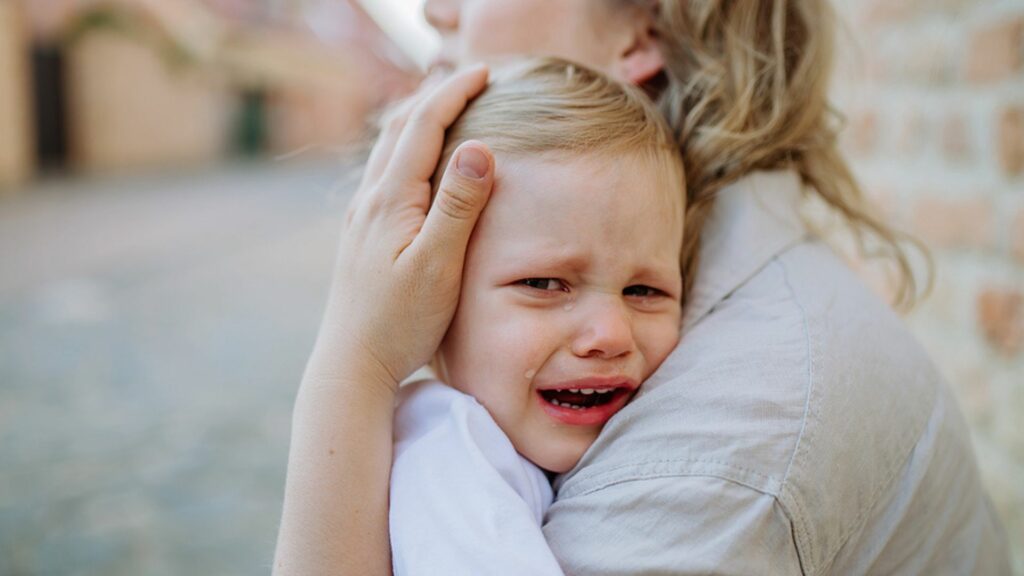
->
<box><xmin>529</xmin><ymin>449</ymin><xmax>584</xmax><ymax>475</ymax></box>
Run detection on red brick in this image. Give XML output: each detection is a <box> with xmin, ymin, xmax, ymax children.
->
<box><xmin>998</xmin><ymin>106</ymin><xmax>1024</xmax><ymax>176</ymax></box>
<box><xmin>911</xmin><ymin>197</ymin><xmax>995</xmax><ymax>249</ymax></box>
<box><xmin>967</xmin><ymin>17</ymin><xmax>1024</xmax><ymax>83</ymax></box>
<box><xmin>976</xmin><ymin>288</ymin><xmax>1024</xmax><ymax>356</ymax></box>
<box><xmin>1013</xmin><ymin>209</ymin><xmax>1024</xmax><ymax>264</ymax></box>
<box><xmin>942</xmin><ymin>113</ymin><xmax>973</xmax><ymax>163</ymax></box>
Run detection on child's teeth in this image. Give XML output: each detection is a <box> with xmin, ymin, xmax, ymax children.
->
<box><xmin>596</xmin><ymin>389</ymin><xmax>613</xmax><ymax>394</ymax></box>
<box><xmin>569</xmin><ymin>388</ymin><xmax>580</xmax><ymax>393</ymax></box>
<box><xmin>548</xmin><ymin>398</ymin><xmax>586</xmax><ymax>410</ymax></box>
<box><xmin>580</xmin><ymin>389</ymin><xmax>595</xmax><ymax>395</ymax></box>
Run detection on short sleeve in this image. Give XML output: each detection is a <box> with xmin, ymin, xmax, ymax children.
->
<box><xmin>543</xmin><ymin>475</ymin><xmax>803</xmax><ymax>575</ymax></box>
<box><xmin>390</xmin><ymin>382</ymin><xmax>563</xmax><ymax>576</ymax></box>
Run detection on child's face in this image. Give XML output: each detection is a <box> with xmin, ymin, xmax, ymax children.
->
<box><xmin>439</xmin><ymin>152</ymin><xmax>683</xmax><ymax>473</ymax></box>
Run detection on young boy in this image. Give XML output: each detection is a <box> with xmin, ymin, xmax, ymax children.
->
<box><xmin>388</xmin><ymin>59</ymin><xmax>685</xmax><ymax>574</ymax></box>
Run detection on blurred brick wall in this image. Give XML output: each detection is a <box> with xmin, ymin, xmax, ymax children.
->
<box><xmin>833</xmin><ymin>0</ymin><xmax>1023</xmax><ymax>569</ymax></box>
<box><xmin>0</xmin><ymin>1</ymin><xmax>33</xmax><ymax>188</ymax></box>
<box><xmin>66</xmin><ymin>31</ymin><xmax>234</xmax><ymax>173</ymax></box>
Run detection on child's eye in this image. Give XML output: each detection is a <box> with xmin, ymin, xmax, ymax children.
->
<box><xmin>623</xmin><ymin>285</ymin><xmax>665</xmax><ymax>298</ymax></box>
<box><xmin>518</xmin><ymin>278</ymin><xmax>568</xmax><ymax>292</ymax></box>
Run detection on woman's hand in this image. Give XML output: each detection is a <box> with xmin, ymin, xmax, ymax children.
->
<box><xmin>309</xmin><ymin>63</ymin><xmax>495</xmax><ymax>395</ymax></box>
<box><xmin>274</xmin><ymin>65</ymin><xmax>493</xmax><ymax>576</ymax></box>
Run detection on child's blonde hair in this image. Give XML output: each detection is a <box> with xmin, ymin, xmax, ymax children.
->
<box><xmin>430</xmin><ymin>57</ymin><xmax>686</xmax><ymax>380</ymax></box>
<box><xmin>433</xmin><ymin>57</ymin><xmax>685</xmax><ymax>212</ymax></box>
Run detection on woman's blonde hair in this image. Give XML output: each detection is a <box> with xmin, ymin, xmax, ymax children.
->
<box><xmin>612</xmin><ymin>0</ymin><xmax>930</xmax><ymax>309</ymax></box>
<box><xmin>434</xmin><ymin>57</ymin><xmax>684</xmax><ymax>203</ymax></box>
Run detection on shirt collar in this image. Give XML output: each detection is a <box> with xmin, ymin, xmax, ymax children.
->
<box><xmin>682</xmin><ymin>170</ymin><xmax>809</xmax><ymax>331</ymax></box>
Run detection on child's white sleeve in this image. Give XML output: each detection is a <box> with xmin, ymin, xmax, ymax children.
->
<box><xmin>389</xmin><ymin>380</ymin><xmax>564</xmax><ymax>576</ymax></box>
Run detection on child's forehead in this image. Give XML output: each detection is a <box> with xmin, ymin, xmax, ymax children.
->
<box><xmin>471</xmin><ymin>151</ymin><xmax>684</xmax><ymax>257</ymax></box>
<box><xmin>490</xmin><ymin>151</ymin><xmax>683</xmax><ymax>213</ymax></box>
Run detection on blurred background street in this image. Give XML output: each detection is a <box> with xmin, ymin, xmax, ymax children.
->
<box><xmin>0</xmin><ymin>0</ymin><xmax>1021</xmax><ymax>574</ymax></box>
<box><xmin>0</xmin><ymin>160</ymin><xmax>344</xmax><ymax>575</ymax></box>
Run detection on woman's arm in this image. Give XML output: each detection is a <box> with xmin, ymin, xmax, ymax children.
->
<box><xmin>273</xmin><ymin>65</ymin><xmax>495</xmax><ymax>576</ymax></box>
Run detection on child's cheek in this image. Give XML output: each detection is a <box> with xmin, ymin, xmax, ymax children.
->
<box><xmin>637</xmin><ymin>314</ymin><xmax>682</xmax><ymax>376</ymax></box>
<box><xmin>481</xmin><ymin>295</ymin><xmax>560</xmax><ymax>377</ymax></box>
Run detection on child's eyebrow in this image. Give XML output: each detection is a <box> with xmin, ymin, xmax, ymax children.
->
<box><xmin>496</xmin><ymin>251</ymin><xmax>680</xmax><ymax>287</ymax></box>
<box><xmin>500</xmin><ymin>250</ymin><xmax>590</xmax><ymax>272</ymax></box>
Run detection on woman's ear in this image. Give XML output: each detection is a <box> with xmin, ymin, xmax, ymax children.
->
<box><xmin>614</xmin><ymin>11</ymin><xmax>665</xmax><ymax>86</ymax></box>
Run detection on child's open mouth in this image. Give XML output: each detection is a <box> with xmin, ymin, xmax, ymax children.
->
<box><xmin>536</xmin><ymin>385</ymin><xmax>634</xmax><ymax>426</ymax></box>
<box><xmin>539</xmin><ymin>387</ymin><xmax>625</xmax><ymax>409</ymax></box>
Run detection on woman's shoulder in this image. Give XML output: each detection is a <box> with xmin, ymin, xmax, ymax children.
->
<box><xmin>557</xmin><ymin>251</ymin><xmax>1003</xmax><ymax>576</ymax></box>
<box><xmin>565</xmin><ymin>239</ymin><xmax>939</xmax><ymax>491</ymax></box>
<box><xmin>557</xmin><ymin>238</ymin><xmax>982</xmax><ymax>573</ymax></box>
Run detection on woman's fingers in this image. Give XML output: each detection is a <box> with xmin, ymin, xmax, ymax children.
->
<box><xmin>408</xmin><ymin>140</ymin><xmax>494</xmax><ymax>265</ymax></box>
<box><xmin>363</xmin><ymin>68</ymin><xmax>449</xmax><ymax>188</ymax></box>
<box><xmin>384</xmin><ymin>64</ymin><xmax>489</xmax><ymax>191</ymax></box>
<box><xmin>346</xmin><ymin>102</ymin><xmax>413</xmax><ymax>225</ymax></box>
<box><xmin>362</xmin><ymin>97</ymin><xmax>416</xmax><ymax>189</ymax></box>
<box><xmin>347</xmin><ymin>66</ymin><xmax>485</xmax><ymax>225</ymax></box>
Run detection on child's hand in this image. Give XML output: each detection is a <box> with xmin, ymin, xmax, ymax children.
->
<box><xmin>310</xmin><ymin>64</ymin><xmax>495</xmax><ymax>397</ymax></box>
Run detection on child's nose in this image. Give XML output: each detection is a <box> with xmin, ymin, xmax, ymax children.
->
<box><xmin>569</xmin><ymin>297</ymin><xmax>634</xmax><ymax>360</ymax></box>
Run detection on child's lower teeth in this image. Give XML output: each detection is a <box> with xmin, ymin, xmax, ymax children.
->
<box><xmin>551</xmin><ymin>399</ymin><xmax>586</xmax><ymax>409</ymax></box>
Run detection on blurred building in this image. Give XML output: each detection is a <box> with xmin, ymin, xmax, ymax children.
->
<box><xmin>0</xmin><ymin>0</ymin><xmax>418</xmax><ymax>186</ymax></box>
<box><xmin>0</xmin><ymin>2</ymin><xmax>33</xmax><ymax>189</ymax></box>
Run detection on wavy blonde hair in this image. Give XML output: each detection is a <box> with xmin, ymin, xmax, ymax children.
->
<box><xmin>611</xmin><ymin>0</ymin><xmax>930</xmax><ymax>309</ymax></box>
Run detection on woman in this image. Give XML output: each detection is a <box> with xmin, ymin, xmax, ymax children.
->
<box><xmin>274</xmin><ymin>1</ymin><xmax>1010</xmax><ymax>574</ymax></box>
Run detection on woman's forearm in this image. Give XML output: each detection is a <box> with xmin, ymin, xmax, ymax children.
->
<box><xmin>273</xmin><ymin>337</ymin><xmax>398</xmax><ymax>576</ymax></box>
<box><xmin>271</xmin><ymin>65</ymin><xmax>492</xmax><ymax>575</ymax></box>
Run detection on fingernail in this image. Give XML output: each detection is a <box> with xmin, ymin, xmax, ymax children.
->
<box><xmin>456</xmin><ymin>146</ymin><xmax>488</xmax><ymax>179</ymax></box>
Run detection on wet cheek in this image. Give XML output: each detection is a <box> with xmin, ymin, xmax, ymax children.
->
<box><xmin>488</xmin><ymin>314</ymin><xmax>552</xmax><ymax>380</ymax></box>
<box><xmin>639</xmin><ymin>319</ymin><xmax>683</xmax><ymax>374</ymax></box>
<box><xmin>449</xmin><ymin>303</ymin><xmax>552</xmax><ymax>395</ymax></box>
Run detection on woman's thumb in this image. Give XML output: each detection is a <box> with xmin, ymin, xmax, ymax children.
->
<box><xmin>413</xmin><ymin>141</ymin><xmax>494</xmax><ymax>259</ymax></box>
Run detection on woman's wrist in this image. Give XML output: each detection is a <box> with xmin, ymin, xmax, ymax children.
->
<box><xmin>302</xmin><ymin>328</ymin><xmax>402</xmax><ymax>400</ymax></box>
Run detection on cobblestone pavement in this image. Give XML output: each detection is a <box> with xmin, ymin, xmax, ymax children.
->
<box><xmin>0</xmin><ymin>161</ymin><xmax>350</xmax><ymax>575</ymax></box>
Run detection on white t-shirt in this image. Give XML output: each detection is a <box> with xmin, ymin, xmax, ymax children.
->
<box><xmin>389</xmin><ymin>379</ymin><xmax>564</xmax><ymax>575</ymax></box>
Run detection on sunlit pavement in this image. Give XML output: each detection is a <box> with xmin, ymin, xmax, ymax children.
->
<box><xmin>0</xmin><ymin>160</ymin><xmax>350</xmax><ymax>575</ymax></box>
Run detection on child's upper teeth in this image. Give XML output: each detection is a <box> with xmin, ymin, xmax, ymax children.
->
<box><xmin>580</xmin><ymin>388</ymin><xmax>595</xmax><ymax>395</ymax></box>
<box><xmin>569</xmin><ymin>388</ymin><xmax>580</xmax><ymax>393</ymax></box>
<box><xmin>596</xmin><ymin>389</ymin><xmax>613</xmax><ymax>394</ymax></box>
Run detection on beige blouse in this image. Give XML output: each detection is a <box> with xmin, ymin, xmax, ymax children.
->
<box><xmin>542</xmin><ymin>170</ymin><xmax>1010</xmax><ymax>575</ymax></box>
